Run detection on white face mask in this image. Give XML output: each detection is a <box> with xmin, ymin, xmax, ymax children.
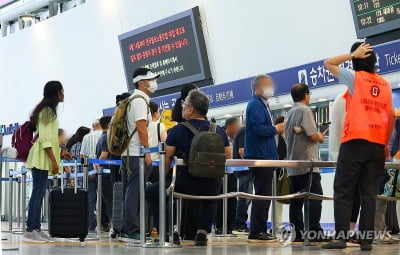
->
<box><xmin>262</xmin><ymin>87</ymin><xmax>274</xmax><ymax>98</ymax></box>
<box><xmin>147</xmin><ymin>80</ymin><xmax>158</xmax><ymax>93</ymax></box>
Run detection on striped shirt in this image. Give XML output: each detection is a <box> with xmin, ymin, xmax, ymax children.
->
<box><xmin>80</xmin><ymin>130</ymin><xmax>102</xmax><ymax>158</ymax></box>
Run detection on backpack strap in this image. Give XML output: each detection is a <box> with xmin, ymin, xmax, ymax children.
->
<box><xmin>125</xmin><ymin>95</ymin><xmax>150</xmax><ymax>171</ymax></box>
<box><xmin>157</xmin><ymin>122</ymin><xmax>161</xmax><ymax>142</ymax></box>
<box><xmin>181</xmin><ymin>121</ymin><xmax>199</xmax><ymax>135</ymax></box>
<box><xmin>126</xmin><ymin>95</ymin><xmax>150</xmax><ymax>140</ymax></box>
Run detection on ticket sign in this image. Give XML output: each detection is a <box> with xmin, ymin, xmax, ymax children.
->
<box><xmin>119</xmin><ymin>6</ymin><xmax>211</xmax><ymax>92</ymax></box>
<box><xmin>350</xmin><ymin>0</ymin><xmax>400</xmax><ymax>38</ymax></box>
<box><xmin>160</xmin><ymin>109</ymin><xmax>176</xmax><ymax>130</ymax></box>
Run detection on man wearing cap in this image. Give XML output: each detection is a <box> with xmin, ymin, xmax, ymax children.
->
<box><xmin>120</xmin><ymin>67</ymin><xmax>159</xmax><ymax>241</ymax></box>
<box><xmin>80</xmin><ymin>117</ymin><xmax>105</xmax><ymax>232</ymax></box>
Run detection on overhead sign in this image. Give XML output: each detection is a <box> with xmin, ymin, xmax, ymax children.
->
<box><xmin>0</xmin><ymin>123</ymin><xmax>19</xmax><ymax>136</ymax></box>
<box><xmin>103</xmin><ymin>39</ymin><xmax>400</xmax><ymax>114</ymax></box>
<box><xmin>350</xmin><ymin>0</ymin><xmax>400</xmax><ymax>38</ymax></box>
<box><xmin>119</xmin><ymin>6</ymin><xmax>211</xmax><ymax>92</ymax></box>
<box><xmin>151</xmin><ymin>39</ymin><xmax>400</xmax><ymax>112</ymax></box>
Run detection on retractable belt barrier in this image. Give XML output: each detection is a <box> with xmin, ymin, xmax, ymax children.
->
<box><xmin>166</xmin><ymin>158</ymin><xmax>400</xmax><ymax>246</ymax></box>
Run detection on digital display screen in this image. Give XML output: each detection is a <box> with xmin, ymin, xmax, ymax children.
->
<box><xmin>0</xmin><ymin>0</ymin><xmax>17</xmax><ymax>8</ymax></box>
<box><xmin>350</xmin><ymin>0</ymin><xmax>400</xmax><ymax>38</ymax></box>
<box><xmin>119</xmin><ymin>6</ymin><xmax>211</xmax><ymax>91</ymax></box>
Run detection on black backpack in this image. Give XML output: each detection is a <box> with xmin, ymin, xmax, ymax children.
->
<box><xmin>182</xmin><ymin>121</ymin><xmax>226</xmax><ymax>179</ymax></box>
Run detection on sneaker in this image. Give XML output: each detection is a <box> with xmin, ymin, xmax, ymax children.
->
<box><xmin>119</xmin><ymin>232</ymin><xmax>141</xmax><ymax>242</ymax></box>
<box><xmin>215</xmin><ymin>228</ymin><xmax>233</xmax><ymax>235</ymax></box>
<box><xmin>36</xmin><ymin>230</ymin><xmax>54</xmax><ymax>242</ymax></box>
<box><xmin>360</xmin><ymin>241</ymin><xmax>373</xmax><ymax>251</ymax></box>
<box><xmin>154</xmin><ymin>232</ymin><xmax>181</xmax><ymax>245</ymax></box>
<box><xmin>119</xmin><ymin>232</ymin><xmax>151</xmax><ymax>242</ymax></box>
<box><xmin>233</xmin><ymin>226</ymin><xmax>249</xmax><ymax>234</ymax></box>
<box><xmin>247</xmin><ymin>232</ymin><xmax>276</xmax><ymax>243</ymax></box>
<box><xmin>100</xmin><ymin>225</ymin><xmax>110</xmax><ymax>233</ymax></box>
<box><xmin>23</xmin><ymin>230</ymin><xmax>48</xmax><ymax>243</ymax></box>
<box><xmin>373</xmin><ymin>233</ymin><xmax>399</xmax><ymax>245</ymax></box>
<box><xmin>321</xmin><ymin>240</ymin><xmax>346</xmax><ymax>249</ymax></box>
<box><xmin>194</xmin><ymin>232</ymin><xmax>208</xmax><ymax>246</ymax></box>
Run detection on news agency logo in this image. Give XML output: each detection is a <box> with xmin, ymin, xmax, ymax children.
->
<box><xmin>277</xmin><ymin>223</ymin><xmax>296</xmax><ymax>247</ymax></box>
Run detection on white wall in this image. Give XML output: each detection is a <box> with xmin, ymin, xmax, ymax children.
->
<box><xmin>0</xmin><ymin>0</ymin><xmax>357</xmax><ymax>140</ymax></box>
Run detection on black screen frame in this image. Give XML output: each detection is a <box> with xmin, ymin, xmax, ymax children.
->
<box><xmin>118</xmin><ymin>6</ymin><xmax>211</xmax><ymax>92</ymax></box>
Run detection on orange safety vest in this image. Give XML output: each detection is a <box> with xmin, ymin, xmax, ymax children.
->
<box><xmin>341</xmin><ymin>71</ymin><xmax>392</xmax><ymax>145</ymax></box>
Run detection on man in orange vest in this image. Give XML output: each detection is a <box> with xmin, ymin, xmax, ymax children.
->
<box><xmin>322</xmin><ymin>42</ymin><xmax>395</xmax><ymax>251</ymax></box>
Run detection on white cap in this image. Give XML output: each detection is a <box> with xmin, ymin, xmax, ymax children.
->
<box><xmin>133</xmin><ymin>71</ymin><xmax>160</xmax><ymax>83</ymax></box>
<box><xmin>93</xmin><ymin>118</ymin><xmax>100</xmax><ymax>125</ymax></box>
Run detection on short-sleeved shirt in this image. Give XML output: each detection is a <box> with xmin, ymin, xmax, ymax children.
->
<box><xmin>339</xmin><ymin>67</ymin><xmax>355</xmax><ymax>93</ymax></box>
<box><xmin>148</xmin><ymin>121</ymin><xmax>166</xmax><ymax>160</ymax></box>
<box><xmin>122</xmin><ymin>90</ymin><xmax>152</xmax><ymax>157</ymax></box>
<box><xmin>166</xmin><ymin>119</ymin><xmax>230</xmax><ymax>176</ymax></box>
<box><xmin>284</xmin><ymin>102</ymin><xmax>319</xmax><ymax>176</ymax></box>
<box><xmin>80</xmin><ymin>130</ymin><xmax>102</xmax><ymax>158</ymax></box>
<box><xmin>96</xmin><ymin>131</ymin><xmax>110</xmax><ymax>169</ymax></box>
<box><xmin>232</xmin><ymin>127</ymin><xmax>245</xmax><ymax>159</ymax></box>
<box><xmin>96</xmin><ymin>132</ymin><xmax>109</xmax><ymax>159</ymax></box>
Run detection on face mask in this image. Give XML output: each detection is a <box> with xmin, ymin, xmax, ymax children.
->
<box><xmin>147</xmin><ymin>80</ymin><xmax>158</xmax><ymax>93</ymax></box>
<box><xmin>262</xmin><ymin>87</ymin><xmax>274</xmax><ymax>98</ymax></box>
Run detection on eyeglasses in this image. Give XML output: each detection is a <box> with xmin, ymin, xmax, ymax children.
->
<box><xmin>181</xmin><ymin>100</ymin><xmax>191</xmax><ymax>107</ymax></box>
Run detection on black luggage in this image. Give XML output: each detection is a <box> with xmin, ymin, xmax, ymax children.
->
<box><xmin>48</xmin><ymin>160</ymin><xmax>88</xmax><ymax>242</ymax></box>
<box><xmin>110</xmin><ymin>181</ymin><xmax>123</xmax><ymax>238</ymax></box>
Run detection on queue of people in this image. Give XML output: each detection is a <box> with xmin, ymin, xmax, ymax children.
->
<box><xmin>21</xmin><ymin>42</ymin><xmax>397</xmax><ymax>251</ymax></box>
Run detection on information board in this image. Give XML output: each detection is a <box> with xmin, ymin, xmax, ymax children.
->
<box><xmin>119</xmin><ymin>6</ymin><xmax>211</xmax><ymax>91</ymax></box>
<box><xmin>350</xmin><ymin>0</ymin><xmax>400</xmax><ymax>38</ymax></box>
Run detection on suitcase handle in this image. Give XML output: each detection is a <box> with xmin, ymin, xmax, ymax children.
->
<box><xmin>60</xmin><ymin>159</ymin><xmax>79</xmax><ymax>194</ymax></box>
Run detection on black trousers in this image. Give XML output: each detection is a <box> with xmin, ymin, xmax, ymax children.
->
<box><xmin>249</xmin><ymin>167</ymin><xmax>273</xmax><ymax>234</ymax></box>
<box><xmin>147</xmin><ymin>174</ymin><xmax>219</xmax><ymax>236</ymax></box>
<box><xmin>351</xmin><ymin>181</ymin><xmax>361</xmax><ymax>223</ymax></box>
<box><xmin>216</xmin><ymin>173</ymin><xmax>237</xmax><ymax>230</ymax></box>
<box><xmin>334</xmin><ymin>139</ymin><xmax>385</xmax><ymax>242</ymax></box>
<box><xmin>289</xmin><ymin>172</ymin><xmax>323</xmax><ymax>235</ymax></box>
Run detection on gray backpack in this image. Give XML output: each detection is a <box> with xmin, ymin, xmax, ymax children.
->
<box><xmin>182</xmin><ymin>121</ymin><xmax>226</xmax><ymax>179</ymax></box>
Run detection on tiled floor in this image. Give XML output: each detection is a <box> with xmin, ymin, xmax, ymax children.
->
<box><xmin>2</xmin><ymin>228</ymin><xmax>400</xmax><ymax>255</ymax></box>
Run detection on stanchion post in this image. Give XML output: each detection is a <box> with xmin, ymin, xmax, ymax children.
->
<box><xmin>222</xmin><ymin>171</ymin><xmax>228</xmax><ymax>235</ymax></box>
<box><xmin>17</xmin><ymin>175</ymin><xmax>21</xmax><ymax>228</ymax></box>
<box><xmin>22</xmin><ymin>169</ymin><xmax>27</xmax><ymax>232</ymax></box>
<box><xmin>83</xmin><ymin>157</ymin><xmax>88</xmax><ymax>190</ymax></box>
<box><xmin>96</xmin><ymin>166</ymin><xmax>103</xmax><ymax>236</ymax></box>
<box><xmin>8</xmin><ymin>169</ymin><xmax>13</xmax><ymax>232</ymax></box>
<box><xmin>303</xmin><ymin>160</ymin><xmax>314</xmax><ymax>246</ymax></box>
<box><xmin>271</xmin><ymin>169</ymin><xmax>277</xmax><ymax>237</ymax></box>
<box><xmin>139</xmin><ymin>146</ymin><xmax>146</xmax><ymax>245</ymax></box>
<box><xmin>158</xmin><ymin>142</ymin><xmax>166</xmax><ymax>245</ymax></box>
<box><xmin>176</xmin><ymin>198</ymin><xmax>181</xmax><ymax>235</ymax></box>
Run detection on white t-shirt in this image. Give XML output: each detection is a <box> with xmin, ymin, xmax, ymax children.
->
<box><xmin>148</xmin><ymin>121</ymin><xmax>166</xmax><ymax>160</ymax></box>
<box><xmin>122</xmin><ymin>90</ymin><xmax>152</xmax><ymax>157</ymax></box>
<box><xmin>80</xmin><ymin>130</ymin><xmax>103</xmax><ymax>159</ymax></box>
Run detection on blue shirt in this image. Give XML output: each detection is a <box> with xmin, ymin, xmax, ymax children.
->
<box><xmin>244</xmin><ymin>95</ymin><xmax>278</xmax><ymax>160</ymax></box>
<box><xmin>96</xmin><ymin>131</ymin><xmax>110</xmax><ymax>169</ymax></box>
<box><xmin>166</xmin><ymin>119</ymin><xmax>229</xmax><ymax>175</ymax></box>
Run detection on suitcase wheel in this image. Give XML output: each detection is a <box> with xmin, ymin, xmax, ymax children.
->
<box><xmin>79</xmin><ymin>237</ymin><xmax>85</xmax><ymax>242</ymax></box>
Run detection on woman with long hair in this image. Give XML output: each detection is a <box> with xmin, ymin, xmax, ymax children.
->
<box><xmin>23</xmin><ymin>81</ymin><xmax>64</xmax><ymax>242</ymax></box>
